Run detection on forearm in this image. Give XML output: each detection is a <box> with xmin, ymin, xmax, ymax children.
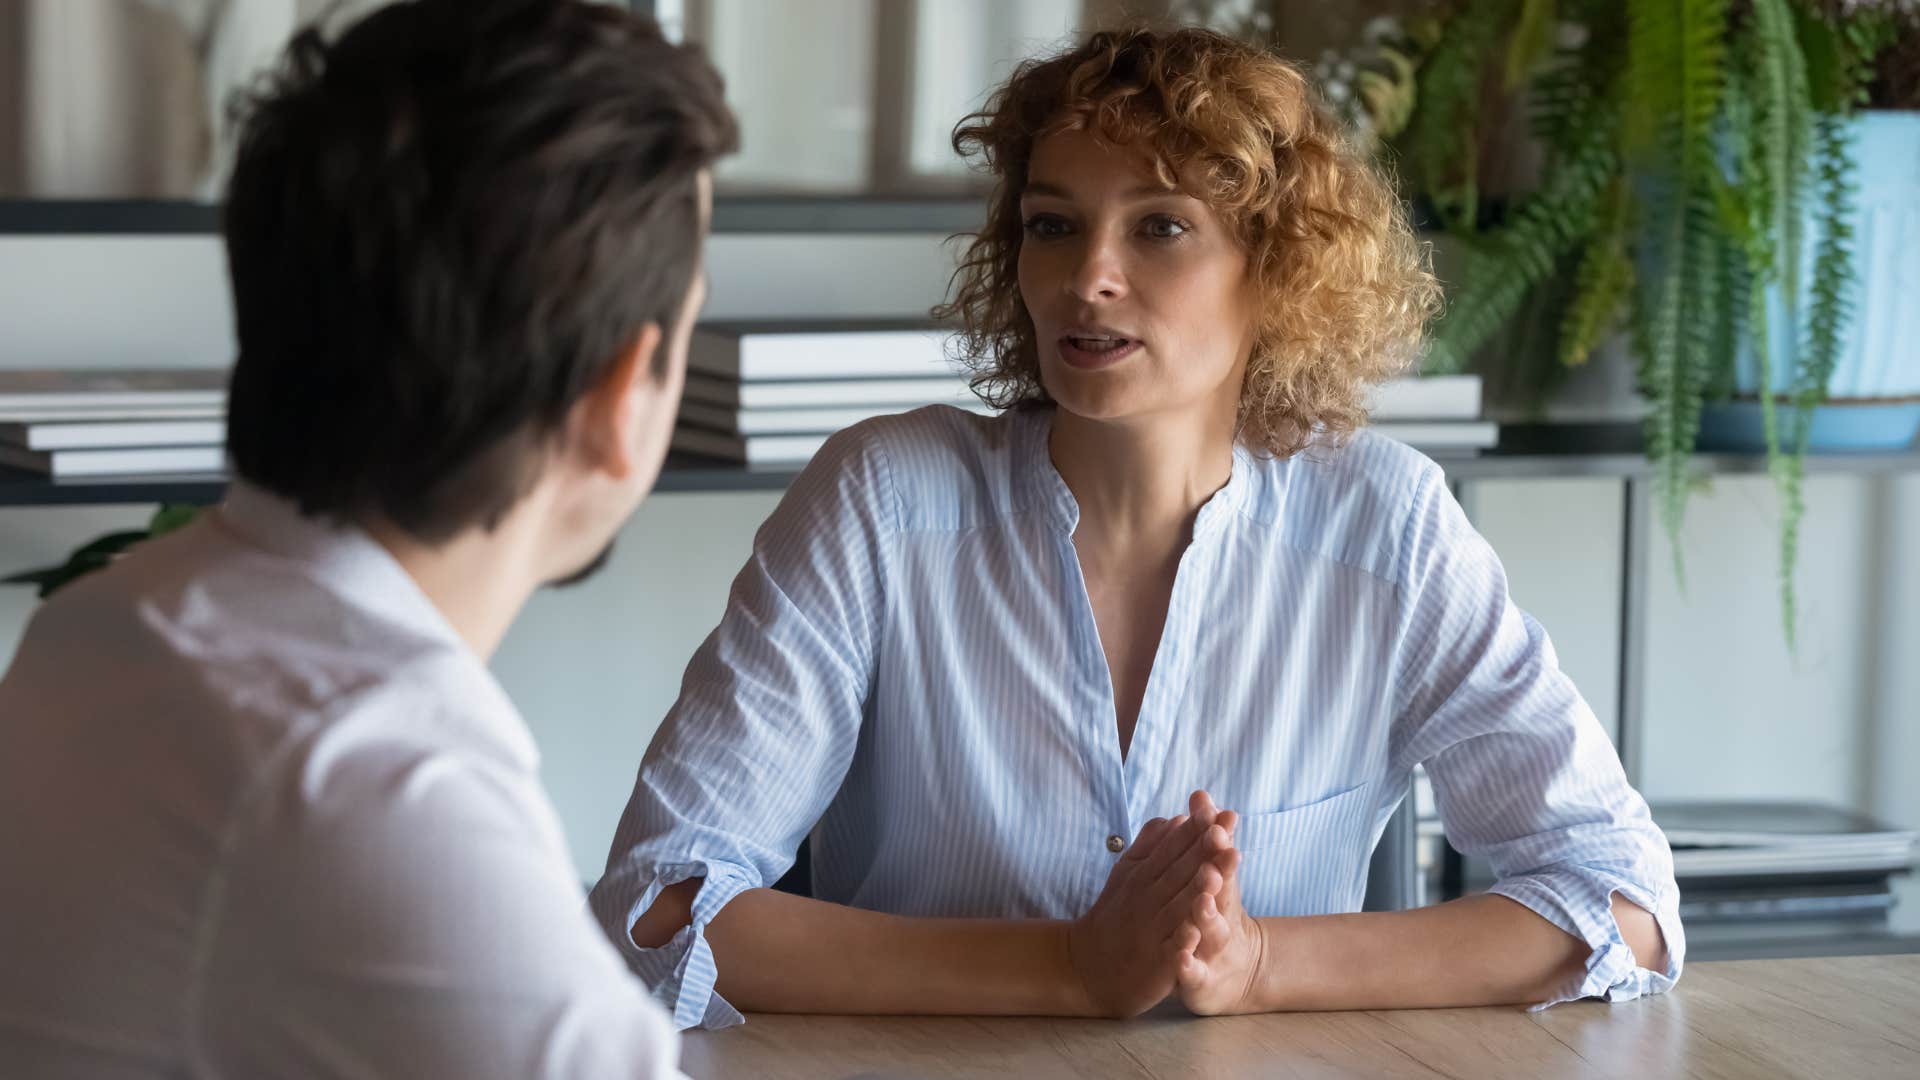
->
<box><xmin>635</xmin><ymin>880</ymin><xmax>1093</xmax><ymax>1017</ymax></box>
<box><xmin>1247</xmin><ymin>894</ymin><xmax>1597</xmax><ymax>1011</ymax></box>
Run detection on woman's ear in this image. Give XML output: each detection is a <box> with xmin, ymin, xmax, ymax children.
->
<box><xmin>570</xmin><ymin>321</ymin><xmax>663</xmax><ymax>480</ymax></box>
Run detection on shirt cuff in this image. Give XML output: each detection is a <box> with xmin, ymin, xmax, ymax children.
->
<box><xmin>1489</xmin><ymin>867</ymin><xmax>1686</xmax><ymax>1010</ymax></box>
<box><xmin>592</xmin><ymin>860</ymin><xmax>756</xmax><ymax>1031</ymax></box>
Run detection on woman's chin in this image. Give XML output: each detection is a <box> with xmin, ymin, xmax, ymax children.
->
<box><xmin>1044</xmin><ymin>388</ymin><xmax>1156</xmax><ymax>424</ymax></box>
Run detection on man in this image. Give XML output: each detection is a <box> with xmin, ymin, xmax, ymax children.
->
<box><xmin>0</xmin><ymin>1</ymin><xmax>735</xmax><ymax>1075</ymax></box>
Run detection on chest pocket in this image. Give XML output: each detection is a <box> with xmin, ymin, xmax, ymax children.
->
<box><xmin>1231</xmin><ymin>780</ymin><xmax>1378</xmax><ymax>917</ymax></box>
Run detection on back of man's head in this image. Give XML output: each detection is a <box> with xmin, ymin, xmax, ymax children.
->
<box><xmin>223</xmin><ymin>0</ymin><xmax>737</xmax><ymax>542</ymax></box>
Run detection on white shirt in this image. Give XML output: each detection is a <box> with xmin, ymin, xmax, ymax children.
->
<box><xmin>0</xmin><ymin>484</ymin><xmax>683</xmax><ymax>1079</ymax></box>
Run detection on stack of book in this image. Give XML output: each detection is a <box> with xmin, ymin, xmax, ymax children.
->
<box><xmin>0</xmin><ymin>369</ymin><xmax>228</xmax><ymax>478</ymax></box>
<box><xmin>1363</xmin><ymin>375</ymin><xmax>1495</xmax><ymax>455</ymax></box>
<box><xmin>672</xmin><ymin>321</ymin><xmax>984</xmax><ymax>466</ymax></box>
<box><xmin>1430</xmin><ymin>796</ymin><xmax>1918</xmax><ymax>957</ymax></box>
<box><xmin>1655</xmin><ymin>801</ymin><xmax>1917</xmax><ymax>934</ymax></box>
<box><xmin>672</xmin><ymin>321</ymin><xmax>1494</xmax><ymax>466</ymax></box>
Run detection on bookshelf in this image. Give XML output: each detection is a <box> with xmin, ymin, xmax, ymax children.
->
<box><xmin>3</xmin><ymin>421</ymin><xmax>1917</xmax><ymax>960</ymax></box>
<box><xmin>5</xmin><ymin>423</ymin><xmax>1916</xmax><ymax>508</ymax></box>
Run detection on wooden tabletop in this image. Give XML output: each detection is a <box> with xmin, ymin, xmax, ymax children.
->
<box><xmin>679</xmin><ymin>955</ymin><xmax>1920</xmax><ymax>1079</ymax></box>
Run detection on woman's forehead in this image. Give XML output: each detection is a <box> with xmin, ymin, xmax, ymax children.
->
<box><xmin>1025</xmin><ymin>129</ymin><xmax>1201</xmax><ymax>200</ymax></box>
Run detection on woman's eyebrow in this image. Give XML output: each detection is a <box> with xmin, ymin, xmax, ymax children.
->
<box><xmin>1021</xmin><ymin>180</ymin><xmax>1187</xmax><ymax>202</ymax></box>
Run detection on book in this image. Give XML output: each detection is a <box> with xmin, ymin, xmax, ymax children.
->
<box><xmin>1368</xmin><ymin>375</ymin><xmax>1482</xmax><ymax>421</ymax></box>
<box><xmin>689</xmin><ymin>321</ymin><xmax>961</xmax><ymax>381</ymax></box>
<box><xmin>672</xmin><ymin>427</ymin><xmax>827</xmax><ymax>466</ymax></box>
<box><xmin>682</xmin><ymin>373</ymin><xmax>976</xmax><ymax>409</ymax></box>
<box><xmin>1655</xmin><ymin>801</ymin><xmax>1918</xmax><ymax>879</ymax></box>
<box><xmin>0</xmin><ymin>443</ymin><xmax>226</xmax><ymax>478</ymax></box>
<box><xmin>0</xmin><ymin>404</ymin><xmax>225</xmax><ymax>424</ymax></box>
<box><xmin>1670</xmin><ymin>846</ymin><xmax>1916</xmax><ymax>878</ymax></box>
<box><xmin>1677</xmin><ymin>880</ymin><xmax>1896</xmax><ymax>923</ymax></box>
<box><xmin>1365</xmin><ymin>421</ymin><xmax>1499</xmax><ymax>451</ymax></box>
<box><xmin>1657</xmin><ymin>801</ymin><xmax>1918</xmax><ymax>848</ymax></box>
<box><xmin>678</xmin><ymin>399</ymin><xmax>993</xmax><ymax>436</ymax></box>
<box><xmin>0</xmin><ymin>368</ymin><xmax>227</xmax><ymax>410</ymax></box>
<box><xmin>0</xmin><ymin>418</ymin><xmax>225</xmax><ymax>450</ymax></box>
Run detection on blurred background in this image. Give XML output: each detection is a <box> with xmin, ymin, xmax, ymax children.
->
<box><xmin>1</xmin><ymin>0</ymin><xmax>1915</xmax><ymax>961</ymax></box>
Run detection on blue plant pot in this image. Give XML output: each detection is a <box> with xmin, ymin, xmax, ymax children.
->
<box><xmin>1700</xmin><ymin>111</ymin><xmax>1920</xmax><ymax>452</ymax></box>
<box><xmin>1697</xmin><ymin>398</ymin><xmax>1920</xmax><ymax>453</ymax></box>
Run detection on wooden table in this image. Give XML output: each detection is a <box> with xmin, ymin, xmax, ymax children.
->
<box><xmin>679</xmin><ymin>956</ymin><xmax>1920</xmax><ymax>1079</ymax></box>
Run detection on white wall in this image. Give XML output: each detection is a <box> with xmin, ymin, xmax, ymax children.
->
<box><xmin>0</xmin><ymin>229</ymin><xmax>956</xmax><ymax>880</ymax></box>
<box><xmin>1</xmin><ymin>231</ymin><xmax>1915</xmax><ymax>914</ymax></box>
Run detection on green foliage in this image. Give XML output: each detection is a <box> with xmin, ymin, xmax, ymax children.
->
<box><xmin>1405</xmin><ymin>0</ymin><xmax>1525</xmax><ymax>232</ymax></box>
<box><xmin>1394</xmin><ymin>0</ymin><xmax>1898</xmax><ymax>646</ymax></box>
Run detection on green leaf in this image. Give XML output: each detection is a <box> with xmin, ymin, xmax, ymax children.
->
<box><xmin>1506</xmin><ymin>0</ymin><xmax>1560</xmax><ymax>89</ymax></box>
<box><xmin>1404</xmin><ymin>0</ymin><xmax>1524</xmax><ymax>232</ymax></box>
<box><xmin>150</xmin><ymin>503</ymin><xmax>201</xmax><ymax>537</ymax></box>
<box><xmin>1558</xmin><ymin>178</ymin><xmax>1635</xmax><ymax>366</ymax></box>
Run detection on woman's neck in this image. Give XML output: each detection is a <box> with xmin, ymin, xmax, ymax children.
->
<box><xmin>1047</xmin><ymin>406</ymin><xmax>1236</xmax><ymax>559</ymax></box>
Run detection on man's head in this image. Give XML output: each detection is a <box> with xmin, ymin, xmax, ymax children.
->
<box><xmin>223</xmin><ymin>0</ymin><xmax>735</xmax><ymax>580</ymax></box>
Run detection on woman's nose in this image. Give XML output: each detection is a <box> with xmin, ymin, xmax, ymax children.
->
<box><xmin>1066</xmin><ymin>236</ymin><xmax>1127</xmax><ymax>303</ymax></box>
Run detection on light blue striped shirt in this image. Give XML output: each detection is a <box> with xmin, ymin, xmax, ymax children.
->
<box><xmin>590</xmin><ymin>404</ymin><xmax>1684</xmax><ymax>1030</ymax></box>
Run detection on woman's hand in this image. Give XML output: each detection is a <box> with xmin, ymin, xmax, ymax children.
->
<box><xmin>1173</xmin><ymin>791</ymin><xmax>1267</xmax><ymax>1016</ymax></box>
<box><xmin>1066</xmin><ymin>797</ymin><xmax>1234</xmax><ymax>1017</ymax></box>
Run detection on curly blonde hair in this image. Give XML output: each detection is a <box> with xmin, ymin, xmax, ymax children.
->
<box><xmin>934</xmin><ymin>25</ymin><xmax>1441</xmax><ymax>458</ymax></box>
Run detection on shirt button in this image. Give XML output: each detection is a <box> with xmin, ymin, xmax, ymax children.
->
<box><xmin>1106</xmin><ymin>834</ymin><xmax>1125</xmax><ymax>854</ymax></box>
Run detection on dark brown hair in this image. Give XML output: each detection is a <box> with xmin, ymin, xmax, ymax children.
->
<box><xmin>224</xmin><ymin>0</ymin><xmax>737</xmax><ymax>541</ymax></box>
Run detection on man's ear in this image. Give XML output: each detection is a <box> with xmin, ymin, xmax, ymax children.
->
<box><xmin>572</xmin><ymin>321</ymin><xmax>662</xmax><ymax>480</ymax></box>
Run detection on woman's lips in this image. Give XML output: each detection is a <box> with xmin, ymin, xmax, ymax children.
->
<box><xmin>1058</xmin><ymin>335</ymin><xmax>1142</xmax><ymax>370</ymax></box>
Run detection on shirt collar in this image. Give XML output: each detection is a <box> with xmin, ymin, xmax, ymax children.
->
<box><xmin>1014</xmin><ymin>406</ymin><xmax>1254</xmax><ymax>539</ymax></box>
<box><xmin>213</xmin><ymin>480</ymin><xmax>538</xmax><ymax>768</ymax></box>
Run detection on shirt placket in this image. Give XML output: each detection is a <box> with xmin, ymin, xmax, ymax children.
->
<box><xmin>1120</xmin><ymin>529</ymin><xmax>1215</xmax><ymax>827</ymax></box>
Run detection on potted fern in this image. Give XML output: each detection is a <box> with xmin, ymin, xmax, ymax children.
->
<box><xmin>1384</xmin><ymin>0</ymin><xmax>1913</xmax><ymax>645</ymax></box>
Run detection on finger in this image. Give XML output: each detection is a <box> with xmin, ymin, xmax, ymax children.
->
<box><xmin>1211</xmin><ymin>845</ymin><xmax>1242</xmax><ymax>883</ymax></box>
<box><xmin>1150</xmin><ymin>821</ymin><xmax>1232</xmax><ymax>901</ymax></box>
<box><xmin>1153</xmin><ymin>861</ymin><xmax>1223</xmax><ymax>939</ymax></box>
<box><xmin>1139</xmin><ymin>812</ymin><xmax>1202</xmax><ymax>879</ymax></box>
<box><xmin>1190</xmin><ymin>789</ymin><xmax>1218</xmax><ymax>824</ymax></box>
<box><xmin>1191</xmin><ymin>890</ymin><xmax>1232</xmax><ymax>958</ymax></box>
<box><xmin>1122</xmin><ymin>817</ymin><xmax>1172</xmax><ymax>862</ymax></box>
<box><xmin>1178</xmin><ymin>945</ymin><xmax>1207</xmax><ymax>988</ymax></box>
<box><xmin>1215</xmin><ymin>808</ymin><xmax>1238</xmax><ymax>843</ymax></box>
<box><xmin>1166</xmin><ymin>915</ymin><xmax>1203</xmax><ymax>953</ymax></box>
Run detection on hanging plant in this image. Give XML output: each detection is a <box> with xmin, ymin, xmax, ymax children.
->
<box><xmin>1187</xmin><ymin>0</ymin><xmax>1908</xmax><ymax>646</ymax></box>
<box><xmin>1405</xmin><ymin>0</ymin><xmax>1904</xmax><ymax>646</ymax></box>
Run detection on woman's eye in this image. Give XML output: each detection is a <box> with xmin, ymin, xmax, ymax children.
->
<box><xmin>1142</xmin><ymin>215</ymin><xmax>1190</xmax><ymax>240</ymax></box>
<box><xmin>1022</xmin><ymin>213</ymin><xmax>1070</xmax><ymax>239</ymax></box>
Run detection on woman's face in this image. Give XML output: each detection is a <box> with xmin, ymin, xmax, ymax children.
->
<box><xmin>1017</xmin><ymin>128</ymin><xmax>1258</xmax><ymax>428</ymax></box>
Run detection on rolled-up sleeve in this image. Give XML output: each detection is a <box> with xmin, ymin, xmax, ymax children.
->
<box><xmin>589</xmin><ymin>425</ymin><xmax>897</xmax><ymax>1030</ymax></box>
<box><xmin>1385</xmin><ymin>463</ymin><xmax>1684</xmax><ymax>1009</ymax></box>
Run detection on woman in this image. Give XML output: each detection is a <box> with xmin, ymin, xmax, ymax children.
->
<box><xmin>590</xmin><ymin>26</ymin><xmax>1681</xmax><ymax>1029</ymax></box>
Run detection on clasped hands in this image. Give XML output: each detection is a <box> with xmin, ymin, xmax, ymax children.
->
<box><xmin>1065</xmin><ymin>790</ymin><xmax>1268</xmax><ymax>1018</ymax></box>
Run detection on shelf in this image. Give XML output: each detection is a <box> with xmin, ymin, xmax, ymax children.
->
<box><xmin>0</xmin><ymin>195</ymin><xmax>990</xmax><ymax>236</ymax></box>
<box><xmin>1440</xmin><ymin>423</ymin><xmax>1920</xmax><ymax>480</ymax></box>
<box><xmin>1</xmin><ymin>423</ymin><xmax>1914</xmax><ymax>508</ymax></box>
<box><xmin>1683</xmin><ymin>921</ymin><xmax>1920</xmax><ymax>962</ymax></box>
<box><xmin>0</xmin><ymin>452</ymin><xmax>800</xmax><ymax>508</ymax></box>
